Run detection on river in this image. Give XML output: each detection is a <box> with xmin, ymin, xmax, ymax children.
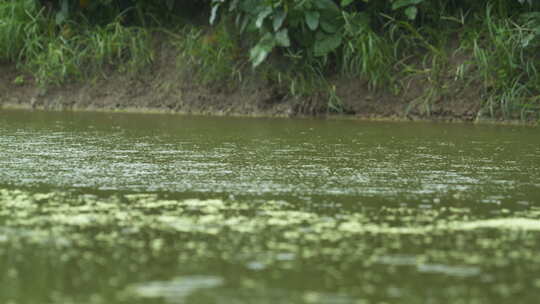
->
<box><xmin>1</xmin><ymin>109</ymin><xmax>539</xmax><ymax>303</ymax></box>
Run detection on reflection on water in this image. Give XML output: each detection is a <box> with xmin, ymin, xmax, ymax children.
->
<box><xmin>1</xmin><ymin>110</ymin><xmax>540</xmax><ymax>304</ymax></box>
<box><xmin>127</xmin><ymin>276</ymin><xmax>224</xmax><ymax>303</ymax></box>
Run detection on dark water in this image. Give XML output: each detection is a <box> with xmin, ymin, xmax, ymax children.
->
<box><xmin>1</xmin><ymin>109</ymin><xmax>540</xmax><ymax>304</ymax></box>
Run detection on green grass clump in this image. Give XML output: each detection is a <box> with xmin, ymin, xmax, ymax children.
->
<box><xmin>0</xmin><ymin>0</ymin><xmax>40</xmax><ymax>61</ymax></box>
<box><xmin>23</xmin><ymin>21</ymin><xmax>153</xmax><ymax>87</ymax></box>
<box><xmin>468</xmin><ymin>7</ymin><xmax>540</xmax><ymax>119</ymax></box>
<box><xmin>83</xmin><ymin>21</ymin><xmax>153</xmax><ymax>75</ymax></box>
<box><xmin>174</xmin><ymin>23</ymin><xmax>244</xmax><ymax>87</ymax></box>
<box><xmin>0</xmin><ymin>0</ymin><xmax>153</xmax><ymax>86</ymax></box>
<box><xmin>339</xmin><ymin>11</ymin><xmax>395</xmax><ymax>90</ymax></box>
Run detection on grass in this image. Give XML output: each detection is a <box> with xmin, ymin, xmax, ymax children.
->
<box><xmin>468</xmin><ymin>6</ymin><xmax>540</xmax><ymax>120</ymax></box>
<box><xmin>1</xmin><ymin>0</ymin><xmax>153</xmax><ymax>87</ymax></box>
<box><xmin>357</xmin><ymin>2</ymin><xmax>540</xmax><ymax>121</ymax></box>
<box><xmin>24</xmin><ymin>21</ymin><xmax>153</xmax><ymax>87</ymax></box>
<box><xmin>339</xmin><ymin>11</ymin><xmax>395</xmax><ymax>90</ymax></box>
<box><xmin>173</xmin><ymin>22</ymin><xmax>244</xmax><ymax>88</ymax></box>
<box><xmin>0</xmin><ymin>0</ymin><xmax>41</xmax><ymax>62</ymax></box>
<box><xmin>83</xmin><ymin>21</ymin><xmax>153</xmax><ymax>75</ymax></box>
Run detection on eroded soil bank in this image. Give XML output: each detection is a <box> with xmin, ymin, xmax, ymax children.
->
<box><xmin>0</xmin><ymin>47</ymin><xmax>489</xmax><ymax>123</ymax></box>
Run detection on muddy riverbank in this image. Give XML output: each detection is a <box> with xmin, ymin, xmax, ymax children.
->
<box><xmin>0</xmin><ymin>50</ymin><xmax>485</xmax><ymax>123</ymax></box>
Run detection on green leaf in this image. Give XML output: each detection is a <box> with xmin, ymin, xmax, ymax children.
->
<box><xmin>314</xmin><ymin>32</ymin><xmax>342</xmax><ymax>56</ymax></box>
<box><xmin>55</xmin><ymin>11</ymin><xmax>67</xmax><ymax>25</ymax></box>
<box><xmin>273</xmin><ymin>10</ymin><xmax>287</xmax><ymax>31</ymax></box>
<box><xmin>210</xmin><ymin>4</ymin><xmax>220</xmax><ymax>25</ymax></box>
<box><xmin>239</xmin><ymin>15</ymin><xmax>250</xmax><ymax>33</ymax></box>
<box><xmin>250</xmin><ymin>34</ymin><xmax>275</xmax><ymax>67</ymax></box>
<box><xmin>239</xmin><ymin>15</ymin><xmax>249</xmax><ymax>33</ymax></box>
<box><xmin>228</xmin><ymin>0</ymin><xmax>240</xmax><ymax>12</ymax></box>
<box><xmin>391</xmin><ymin>0</ymin><xmax>424</xmax><ymax>10</ymax></box>
<box><xmin>320</xmin><ymin>20</ymin><xmax>338</xmax><ymax>34</ymax></box>
<box><xmin>404</xmin><ymin>6</ymin><xmax>418</xmax><ymax>20</ymax></box>
<box><xmin>275</xmin><ymin>29</ymin><xmax>290</xmax><ymax>47</ymax></box>
<box><xmin>239</xmin><ymin>0</ymin><xmax>260</xmax><ymax>13</ymax></box>
<box><xmin>305</xmin><ymin>11</ymin><xmax>320</xmax><ymax>31</ymax></box>
<box><xmin>55</xmin><ymin>0</ymin><xmax>69</xmax><ymax>25</ymax></box>
<box><xmin>255</xmin><ymin>7</ymin><xmax>273</xmax><ymax>29</ymax></box>
<box><xmin>341</xmin><ymin>0</ymin><xmax>355</xmax><ymax>7</ymax></box>
<box><xmin>250</xmin><ymin>45</ymin><xmax>269</xmax><ymax>67</ymax></box>
<box><xmin>314</xmin><ymin>0</ymin><xmax>340</xmax><ymax>12</ymax></box>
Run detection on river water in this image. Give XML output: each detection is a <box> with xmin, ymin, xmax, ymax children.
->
<box><xmin>1</xmin><ymin>110</ymin><xmax>539</xmax><ymax>303</ymax></box>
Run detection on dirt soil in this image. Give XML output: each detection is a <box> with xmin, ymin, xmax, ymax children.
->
<box><xmin>0</xmin><ymin>43</ymin><xmax>484</xmax><ymax>122</ymax></box>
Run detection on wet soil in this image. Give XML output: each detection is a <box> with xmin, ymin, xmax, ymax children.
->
<box><xmin>0</xmin><ymin>42</ymin><xmax>484</xmax><ymax>122</ymax></box>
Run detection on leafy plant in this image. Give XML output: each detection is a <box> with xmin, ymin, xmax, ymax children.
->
<box><xmin>13</xmin><ymin>75</ymin><xmax>25</xmax><ymax>85</ymax></box>
<box><xmin>211</xmin><ymin>0</ymin><xmax>348</xmax><ymax>67</ymax></box>
<box><xmin>391</xmin><ymin>0</ymin><xmax>426</xmax><ymax>20</ymax></box>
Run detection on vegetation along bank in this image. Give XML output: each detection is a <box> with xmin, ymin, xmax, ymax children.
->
<box><xmin>1</xmin><ymin>0</ymin><xmax>540</xmax><ymax>122</ymax></box>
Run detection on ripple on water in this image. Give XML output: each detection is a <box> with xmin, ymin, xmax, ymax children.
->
<box><xmin>2</xmin><ymin>117</ymin><xmax>540</xmax><ymax>205</ymax></box>
<box><xmin>127</xmin><ymin>275</ymin><xmax>224</xmax><ymax>303</ymax></box>
<box><xmin>2</xmin><ymin>188</ymin><xmax>540</xmax><ymax>302</ymax></box>
<box><xmin>416</xmin><ymin>263</ymin><xmax>482</xmax><ymax>277</ymax></box>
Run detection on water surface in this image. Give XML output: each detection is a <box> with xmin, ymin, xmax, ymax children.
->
<box><xmin>1</xmin><ymin>110</ymin><xmax>539</xmax><ymax>304</ymax></box>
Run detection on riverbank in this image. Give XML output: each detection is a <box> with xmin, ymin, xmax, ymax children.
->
<box><xmin>0</xmin><ymin>56</ymin><xmax>513</xmax><ymax>124</ymax></box>
<box><xmin>0</xmin><ymin>45</ymin><xmax>488</xmax><ymax>123</ymax></box>
<box><xmin>1</xmin><ymin>1</ymin><xmax>539</xmax><ymax>124</ymax></box>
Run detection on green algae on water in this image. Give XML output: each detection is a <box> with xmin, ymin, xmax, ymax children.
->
<box><xmin>2</xmin><ymin>188</ymin><xmax>540</xmax><ymax>304</ymax></box>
